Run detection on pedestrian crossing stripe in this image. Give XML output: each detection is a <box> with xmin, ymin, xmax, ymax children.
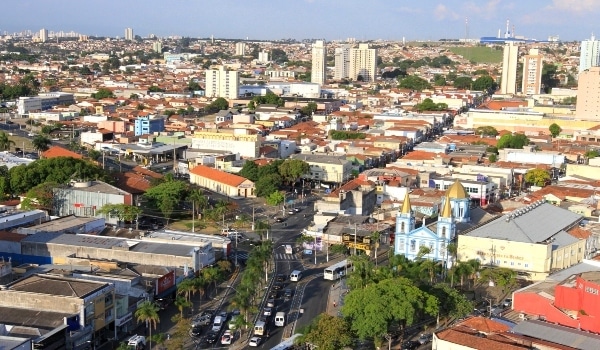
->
<box><xmin>274</xmin><ymin>254</ymin><xmax>295</xmax><ymax>260</ymax></box>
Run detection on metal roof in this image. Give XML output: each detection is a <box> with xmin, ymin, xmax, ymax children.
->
<box><xmin>512</xmin><ymin>320</ymin><xmax>600</xmax><ymax>350</ymax></box>
<box><xmin>464</xmin><ymin>203</ymin><xmax>581</xmax><ymax>243</ymax></box>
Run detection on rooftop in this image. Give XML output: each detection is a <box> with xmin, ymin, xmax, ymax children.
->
<box><xmin>512</xmin><ymin>320</ymin><xmax>600</xmax><ymax>350</ymax></box>
<box><xmin>7</xmin><ymin>274</ymin><xmax>108</xmax><ymax>298</ymax></box>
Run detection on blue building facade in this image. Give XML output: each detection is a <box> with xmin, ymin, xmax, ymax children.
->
<box><xmin>134</xmin><ymin>116</ymin><xmax>165</xmax><ymax>136</ymax></box>
<box><xmin>394</xmin><ymin>180</ymin><xmax>470</xmax><ymax>265</ymax></box>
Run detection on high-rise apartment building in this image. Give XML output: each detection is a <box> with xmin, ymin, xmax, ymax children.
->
<box><xmin>576</xmin><ymin>66</ymin><xmax>600</xmax><ymax>120</ymax></box>
<box><xmin>311</xmin><ymin>40</ymin><xmax>327</xmax><ymax>85</ymax></box>
<box><xmin>205</xmin><ymin>66</ymin><xmax>239</xmax><ymax>99</ymax></box>
<box><xmin>39</xmin><ymin>28</ymin><xmax>48</xmax><ymax>42</ymax></box>
<box><xmin>500</xmin><ymin>42</ymin><xmax>518</xmax><ymax>94</ymax></box>
<box><xmin>521</xmin><ymin>48</ymin><xmax>543</xmax><ymax>95</ymax></box>
<box><xmin>334</xmin><ymin>45</ymin><xmax>351</xmax><ymax>80</ymax></box>
<box><xmin>152</xmin><ymin>41</ymin><xmax>162</xmax><ymax>53</ymax></box>
<box><xmin>258</xmin><ymin>51</ymin><xmax>269</xmax><ymax>64</ymax></box>
<box><xmin>235</xmin><ymin>42</ymin><xmax>245</xmax><ymax>56</ymax></box>
<box><xmin>580</xmin><ymin>34</ymin><xmax>600</xmax><ymax>73</ymax></box>
<box><xmin>349</xmin><ymin>43</ymin><xmax>377</xmax><ymax>82</ymax></box>
<box><xmin>125</xmin><ymin>28</ymin><xmax>133</xmax><ymax>41</ymax></box>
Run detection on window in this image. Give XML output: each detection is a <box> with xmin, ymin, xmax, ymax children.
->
<box><xmin>410</xmin><ymin>240</ymin><xmax>416</xmax><ymax>252</ymax></box>
<box><xmin>401</xmin><ymin>222</ymin><xmax>405</xmax><ymax>233</ymax></box>
<box><xmin>429</xmin><ymin>242</ymin><xmax>434</xmax><ymax>252</ymax></box>
<box><xmin>524</xmin><ymin>263</ymin><xmax>529</xmax><ymax>268</ymax></box>
<box><xmin>398</xmin><ymin>239</ymin><xmax>405</xmax><ymax>251</ymax></box>
<box><xmin>441</xmin><ymin>227</ymin><xmax>446</xmax><ymax>239</ymax></box>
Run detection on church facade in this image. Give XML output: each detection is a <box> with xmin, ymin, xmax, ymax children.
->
<box><xmin>394</xmin><ymin>180</ymin><xmax>471</xmax><ymax>264</ymax></box>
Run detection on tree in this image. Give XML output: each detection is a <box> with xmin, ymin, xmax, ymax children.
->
<box><xmin>524</xmin><ymin>168</ymin><xmax>551</xmax><ymax>186</ymax></box>
<box><xmin>87</xmin><ymin>149</ymin><xmax>101</xmax><ymax>161</ymax></box>
<box><xmin>301</xmin><ymin>102</ymin><xmax>318</xmax><ymax>116</ymax></box>
<box><xmin>424</xmin><ymin>283</ymin><xmax>473</xmax><ymax>319</ymax></box>
<box><xmin>255</xmin><ymin>173</ymin><xmax>282</xmax><ymax>197</ymax></box>
<box><xmin>144</xmin><ymin>179</ymin><xmax>189</xmax><ymax>223</ymax></box>
<box><xmin>472</xmin><ymin>76</ymin><xmax>497</xmax><ymax>91</ymax></box>
<box><xmin>414</xmin><ymin>98</ymin><xmax>448</xmax><ymax>112</ymax></box>
<box><xmin>20</xmin><ymin>181</ymin><xmax>58</xmax><ymax>211</ymax></box>
<box><xmin>342</xmin><ymin>277</ymin><xmax>438</xmax><ymax>347</ymax></box>
<box><xmin>453</xmin><ymin>76</ymin><xmax>473</xmax><ymax>89</ymax></box>
<box><xmin>31</xmin><ymin>135</ymin><xmax>52</xmax><ymax>154</ymax></box>
<box><xmin>278</xmin><ymin>159</ymin><xmax>309</xmax><ymax>185</ymax></box>
<box><xmin>398</xmin><ymin>75</ymin><xmax>432</xmax><ymax>91</ymax></box>
<box><xmin>549</xmin><ymin>123</ymin><xmax>561</xmax><ymax>137</ymax></box>
<box><xmin>585</xmin><ymin>150</ymin><xmax>600</xmax><ymax>159</ymax></box>
<box><xmin>0</xmin><ymin>132</ymin><xmax>15</xmax><ymax>151</ymax></box>
<box><xmin>433</xmin><ymin>74</ymin><xmax>446</xmax><ymax>86</ymax></box>
<box><xmin>479</xmin><ymin>267</ymin><xmax>517</xmax><ymax>293</ymax></box>
<box><xmin>96</xmin><ymin>203</ymin><xmax>142</xmax><ymax>226</ymax></box>
<box><xmin>299</xmin><ymin>313</ymin><xmax>354</xmax><ymax>350</ymax></box>
<box><xmin>174</xmin><ymin>296</ymin><xmax>191</xmax><ymax>318</ymax></box>
<box><xmin>541</xmin><ymin>63</ymin><xmax>560</xmax><ymax>93</ymax></box>
<box><xmin>475</xmin><ymin>126</ymin><xmax>499</xmax><ymax>137</ymax></box>
<box><xmin>238</xmin><ymin>161</ymin><xmax>259</xmax><ymax>182</ymax></box>
<box><xmin>266</xmin><ymin>190</ymin><xmax>285</xmax><ymax>206</ymax></box>
<box><xmin>91</xmin><ymin>88</ymin><xmax>115</xmax><ymax>99</ymax></box>
<box><xmin>254</xmin><ymin>220</ymin><xmax>270</xmax><ymax>240</ymax></box>
<box><xmin>187</xmin><ymin>188</ymin><xmax>208</xmax><ymax>225</ymax></box>
<box><xmin>208</xmin><ymin>97</ymin><xmax>229</xmax><ymax>111</ymax></box>
<box><xmin>135</xmin><ymin>301</ymin><xmax>159</xmax><ymax>350</ymax></box>
<box><xmin>497</xmin><ymin>133</ymin><xmax>529</xmax><ymax>149</ymax></box>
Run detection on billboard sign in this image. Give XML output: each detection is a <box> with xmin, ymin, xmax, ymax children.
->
<box><xmin>156</xmin><ymin>270</ymin><xmax>175</xmax><ymax>295</ymax></box>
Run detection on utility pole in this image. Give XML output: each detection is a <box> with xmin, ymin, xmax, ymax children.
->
<box><xmin>354</xmin><ymin>223</ymin><xmax>358</xmax><ymax>256</ymax></box>
<box><xmin>102</xmin><ymin>151</ymin><xmax>105</xmax><ymax>169</ymax></box>
<box><xmin>251</xmin><ymin>206</ymin><xmax>255</xmax><ymax>231</ymax></box>
<box><xmin>172</xmin><ymin>140</ymin><xmax>177</xmax><ymax>174</ymax></box>
<box><xmin>192</xmin><ymin>200</ymin><xmax>195</xmax><ymax>233</ymax></box>
<box><xmin>314</xmin><ymin>235</ymin><xmax>317</xmax><ymax>265</ymax></box>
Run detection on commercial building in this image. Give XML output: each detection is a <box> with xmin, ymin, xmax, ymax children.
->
<box><xmin>334</xmin><ymin>45</ymin><xmax>351</xmax><ymax>80</ymax></box>
<box><xmin>575</xmin><ymin>66</ymin><xmax>600</xmax><ymax>120</ymax></box>
<box><xmin>290</xmin><ymin>153</ymin><xmax>353</xmax><ymax>184</ymax></box>
<box><xmin>191</xmin><ymin>130</ymin><xmax>261</xmax><ymax>158</ymax></box>
<box><xmin>579</xmin><ymin>34</ymin><xmax>600</xmax><ymax>73</ymax></box>
<box><xmin>39</xmin><ymin>28</ymin><xmax>48</xmax><ymax>42</ymax></box>
<box><xmin>134</xmin><ymin>115</ymin><xmax>165</xmax><ymax>136</ymax></box>
<box><xmin>257</xmin><ymin>51</ymin><xmax>269</xmax><ymax>64</ymax></box>
<box><xmin>124</xmin><ymin>27</ymin><xmax>133</xmax><ymax>41</ymax></box>
<box><xmin>458</xmin><ymin>200</ymin><xmax>586</xmax><ymax>281</ymax></box>
<box><xmin>17</xmin><ymin>92</ymin><xmax>75</xmax><ymax>116</ymax></box>
<box><xmin>500</xmin><ymin>42</ymin><xmax>518</xmax><ymax>94</ymax></box>
<box><xmin>522</xmin><ymin>48</ymin><xmax>544</xmax><ymax>95</ymax></box>
<box><xmin>152</xmin><ymin>41</ymin><xmax>162</xmax><ymax>53</ymax></box>
<box><xmin>349</xmin><ymin>43</ymin><xmax>377</xmax><ymax>82</ymax></box>
<box><xmin>189</xmin><ymin>165</ymin><xmax>255</xmax><ymax>198</ymax></box>
<box><xmin>205</xmin><ymin>66</ymin><xmax>239</xmax><ymax>99</ymax></box>
<box><xmin>313</xmin><ymin>178</ymin><xmax>377</xmax><ymax>215</ymax></box>
<box><xmin>311</xmin><ymin>40</ymin><xmax>326</xmax><ymax>85</ymax></box>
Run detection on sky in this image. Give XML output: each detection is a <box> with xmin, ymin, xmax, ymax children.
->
<box><xmin>3</xmin><ymin>0</ymin><xmax>599</xmax><ymax>41</ymax></box>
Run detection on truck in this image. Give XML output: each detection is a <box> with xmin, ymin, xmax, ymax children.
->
<box><xmin>127</xmin><ymin>335</ymin><xmax>146</xmax><ymax>350</ymax></box>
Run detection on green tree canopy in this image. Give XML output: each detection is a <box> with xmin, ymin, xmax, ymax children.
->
<box><xmin>238</xmin><ymin>161</ymin><xmax>259</xmax><ymax>182</ymax></box>
<box><xmin>524</xmin><ymin>168</ymin><xmax>551</xmax><ymax>187</ymax></box>
<box><xmin>20</xmin><ymin>182</ymin><xmax>58</xmax><ymax>211</ymax></box>
<box><xmin>301</xmin><ymin>101</ymin><xmax>318</xmax><ymax>116</ymax></box>
<box><xmin>329</xmin><ymin>130</ymin><xmax>366</xmax><ymax>140</ymax></box>
<box><xmin>415</xmin><ymin>98</ymin><xmax>448</xmax><ymax>112</ymax></box>
<box><xmin>342</xmin><ymin>277</ymin><xmax>438</xmax><ymax>346</ymax></box>
<box><xmin>144</xmin><ymin>178</ymin><xmax>189</xmax><ymax>221</ymax></box>
<box><xmin>398</xmin><ymin>75</ymin><xmax>432</xmax><ymax>91</ymax></box>
<box><xmin>266</xmin><ymin>190</ymin><xmax>285</xmax><ymax>206</ymax></box>
<box><xmin>208</xmin><ymin>97</ymin><xmax>229</xmax><ymax>111</ymax></box>
<box><xmin>453</xmin><ymin>76</ymin><xmax>473</xmax><ymax>89</ymax></box>
<box><xmin>299</xmin><ymin>314</ymin><xmax>354</xmax><ymax>350</ymax></box>
<box><xmin>255</xmin><ymin>173</ymin><xmax>282</xmax><ymax>197</ymax></box>
<box><xmin>475</xmin><ymin>126</ymin><xmax>499</xmax><ymax>137</ymax></box>
<box><xmin>96</xmin><ymin>203</ymin><xmax>142</xmax><ymax>223</ymax></box>
<box><xmin>91</xmin><ymin>88</ymin><xmax>115</xmax><ymax>99</ymax></box>
<box><xmin>549</xmin><ymin>123</ymin><xmax>561</xmax><ymax>137</ymax></box>
<box><xmin>472</xmin><ymin>75</ymin><xmax>497</xmax><ymax>91</ymax></box>
<box><xmin>251</xmin><ymin>92</ymin><xmax>284</xmax><ymax>108</ymax></box>
<box><xmin>497</xmin><ymin>133</ymin><xmax>529</xmax><ymax>149</ymax></box>
<box><xmin>423</xmin><ymin>283</ymin><xmax>473</xmax><ymax>318</ymax></box>
<box><xmin>0</xmin><ymin>132</ymin><xmax>15</xmax><ymax>151</ymax></box>
<box><xmin>278</xmin><ymin>159</ymin><xmax>309</xmax><ymax>185</ymax></box>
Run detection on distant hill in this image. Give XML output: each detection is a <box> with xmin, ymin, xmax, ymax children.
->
<box><xmin>449</xmin><ymin>46</ymin><xmax>503</xmax><ymax>63</ymax></box>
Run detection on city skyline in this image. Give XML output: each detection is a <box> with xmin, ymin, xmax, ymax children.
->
<box><xmin>3</xmin><ymin>0</ymin><xmax>600</xmax><ymax>41</ymax></box>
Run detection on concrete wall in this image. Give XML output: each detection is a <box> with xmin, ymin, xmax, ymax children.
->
<box><xmin>0</xmin><ymin>290</ymin><xmax>83</xmax><ymax>314</ymax></box>
<box><xmin>566</xmin><ymin>164</ymin><xmax>600</xmax><ymax>180</ymax></box>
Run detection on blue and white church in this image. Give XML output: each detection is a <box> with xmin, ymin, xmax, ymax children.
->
<box><xmin>394</xmin><ymin>180</ymin><xmax>472</xmax><ymax>265</ymax></box>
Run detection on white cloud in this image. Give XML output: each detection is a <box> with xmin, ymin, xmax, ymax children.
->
<box><xmin>434</xmin><ymin>4</ymin><xmax>459</xmax><ymax>20</ymax></box>
<box><xmin>463</xmin><ymin>0</ymin><xmax>501</xmax><ymax>19</ymax></box>
<box><xmin>545</xmin><ymin>0</ymin><xmax>600</xmax><ymax>14</ymax></box>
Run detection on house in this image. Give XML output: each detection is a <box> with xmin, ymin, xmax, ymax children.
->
<box><xmin>189</xmin><ymin>165</ymin><xmax>255</xmax><ymax>198</ymax></box>
<box><xmin>41</xmin><ymin>146</ymin><xmax>83</xmax><ymax>159</ymax></box>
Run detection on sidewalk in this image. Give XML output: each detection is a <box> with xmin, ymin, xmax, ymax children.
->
<box><xmin>327</xmin><ymin>278</ymin><xmax>349</xmax><ymax>317</ymax></box>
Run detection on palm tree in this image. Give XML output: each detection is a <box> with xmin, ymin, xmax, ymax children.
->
<box><xmin>174</xmin><ymin>296</ymin><xmax>191</xmax><ymax>318</ymax></box>
<box><xmin>202</xmin><ymin>266</ymin><xmax>222</xmax><ymax>297</ymax></box>
<box><xmin>371</xmin><ymin>231</ymin><xmax>381</xmax><ymax>266</ymax></box>
<box><xmin>177</xmin><ymin>278</ymin><xmax>195</xmax><ymax>302</ymax></box>
<box><xmin>420</xmin><ymin>259</ymin><xmax>438</xmax><ymax>285</ymax></box>
<box><xmin>192</xmin><ymin>276</ymin><xmax>207</xmax><ymax>308</ymax></box>
<box><xmin>187</xmin><ymin>188</ymin><xmax>208</xmax><ymax>231</ymax></box>
<box><xmin>0</xmin><ymin>132</ymin><xmax>15</xmax><ymax>151</ymax></box>
<box><xmin>254</xmin><ymin>220</ymin><xmax>271</xmax><ymax>240</ymax></box>
<box><xmin>217</xmin><ymin>260</ymin><xmax>232</xmax><ymax>274</ymax></box>
<box><xmin>32</xmin><ymin>135</ymin><xmax>51</xmax><ymax>154</ymax></box>
<box><xmin>135</xmin><ymin>301</ymin><xmax>159</xmax><ymax>350</ymax></box>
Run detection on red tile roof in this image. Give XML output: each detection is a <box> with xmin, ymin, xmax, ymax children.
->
<box><xmin>190</xmin><ymin>165</ymin><xmax>250</xmax><ymax>187</ymax></box>
<box><xmin>42</xmin><ymin>146</ymin><xmax>83</xmax><ymax>159</ymax></box>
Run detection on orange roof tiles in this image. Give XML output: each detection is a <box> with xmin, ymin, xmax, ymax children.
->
<box><xmin>190</xmin><ymin>165</ymin><xmax>250</xmax><ymax>187</ymax></box>
<box><xmin>42</xmin><ymin>146</ymin><xmax>83</xmax><ymax>159</ymax></box>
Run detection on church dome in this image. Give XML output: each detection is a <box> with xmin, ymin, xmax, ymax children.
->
<box><xmin>446</xmin><ymin>180</ymin><xmax>468</xmax><ymax>199</ymax></box>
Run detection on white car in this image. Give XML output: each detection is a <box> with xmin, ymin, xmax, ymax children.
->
<box><xmin>249</xmin><ymin>336</ymin><xmax>262</xmax><ymax>347</ymax></box>
<box><xmin>221</xmin><ymin>330</ymin><xmax>232</xmax><ymax>345</ymax></box>
<box><xmin>263</xmin><ymin>307</ymin><xmax>272</xmax><ymax>316</ymax></box>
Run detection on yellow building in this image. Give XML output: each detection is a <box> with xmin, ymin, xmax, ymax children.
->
<box><xmin>457</xmin><ymin>200</ymin><xmax>586</xmax><ymax>281</ymax></box>
<box><xmin>190</xmin><ymin>164</ymin><xmax>255</xmax><ymax>198</ymax></box>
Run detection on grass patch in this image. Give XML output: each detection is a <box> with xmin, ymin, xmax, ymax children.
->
<box><xmin>5</xmin><ymin>134</ymin><xmax>34</xmax><ymax>153</ymax></box>
<box><xmin>449</xmin><ymin>46</ymin><xmax>503</xmax><ymax>63</ymax></box>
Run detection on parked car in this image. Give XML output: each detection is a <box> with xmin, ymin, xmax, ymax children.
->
<box><xmin>273</xmin><ymin>282</ymin><xmax>283</xmax><ymax>290</ymax></box>
<box><xmin>503</xmin><ymin>298</ymin><xmax>513</xmax><ymax>308</ymax></box>
<box><xmin>275</xmin><ymin>217</ymin><xmax>285</xmax><ymax>223</ymax></box>
<box><xmin>263</xmin><ymin>307</ymin><xmax>272</xmax><ymax>316</ymax></box>
<box><xmin>288</xmin><ymin>210</ymin><xmax>295</xmax><ymax>215</ymax></box>
<box><xmin>276</xmin><ymin>274</ymin><xmax>286</xmax><ymax>282</ymax></box>
<box><xmin>266</xmin><ymin>298</ymin><xmax>276</xmax><ymax>308</ymax></box>
<box><xmin>268</xmin><ymin>290</ymin><xmax>279</xmax><ymax>299</ymax></box>
<box><xmin>418</xmin><ymin>333</ymin><xmax>432</xmax><ymax>345</ymax></box>
<box><xmin>402</xmin><ymin>340</ymin><xmax>420</xmax><ymax>350</ymax></box>
<box><xmin>293</xmin><ymin>207</ymin><xmax>301</xmax><ymax>213</ymax></box>
<box><xmin>191</xmin><ymin>314</ymin><xmax>211</xmax><ymax>327</ymax></box>
<box><xmin>249</xmin><ymin>336</ymin><xmax>262</xmax><ymax>347</ymax></box>
<box><xmin>284</xmin><ymin>288</ymin><xmax>293</xmax><ymax>299</ymax></box>
<box><xmin>205</xmin><ymin>331</ymin><xmax>219</xmax><ymax>344</ymax></box>
<box><xmin>221</xmin><ymin>330</ymin><xmax>233</xmax><ymax>345</ymax></box>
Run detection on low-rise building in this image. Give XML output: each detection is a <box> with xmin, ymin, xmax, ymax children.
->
<box><xmin>190</xmin><ymin>165</ymin><xmax>255</xmax><ymax>198</ymax></box>
<box><xmin>290</xmin><ymin>153</ymin><xmax>353</xmax><ymax>185</ymax></box>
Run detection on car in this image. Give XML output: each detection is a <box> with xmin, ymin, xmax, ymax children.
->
<box><xmin>218</xmin><ymin>310</ymin><xmax>228</xmax><ymax>319</ymax></box>
<box><xmin>293</xmin><ymin>207</ymin><xmax>301</xmax><ymax>213</ymax></box>
<box><xmin>191</xmin><ymin>314</ymin><xmax>211</xmax><ymax>327</ymax></box>
<box><xmin>401</xmin><ymin>340</ymin><xmax>420</xmax><ymax>350</ymax></box>
<box><xmin>221</xmin><ymin>330</ymin><xmax>232</xmax><ymax>345</ymax></box>
<box><xmin>263</xmin><ymin>307</ymin><xmax>272</xmax><ymax>316</ymax></box>
<box><xmin>266</xmin><ymin>298</ymin><xmax>276</xmax><ymax>308</ymax></box>
<box><xmin>27</xmin><ymin>133</ymin><xmax>35</xmax><ymax>137</ymax></box>
<box><xmin>5</xmin><ymin>120</ymin><xmax>13</xmax><ymax>124</ymax></box>
<box><xmin>249</xmin><ymin>336</ymin><xmax>262</xmax><ymax>347</ymax></box>
<box><xmin>418</xmin><ymin>333</ymin><xmax>432</xmax><ymax>345</ymax></box>
<box><xmin>275</xmin><ymin>274</ymin><xmax>286</xmax><ymax>282</ymax></box>
<box><xmin>275</xmin><ymin>217</ymin><xmax>285</xmax><ymax>223</ymax></box>
<box><xmin>268</xmin><ymin>290</ymin><xmax>279</xmax><ymax>299</ymax></box>
<box><xmin>288</xmin><ymin>210</ymin><xmax>295</xmax><ymax>215</ymax></box>
<box><xmin>284</xmin><ymin>288</ymin><xmax>293</xmax><ymax>299</ymax></box>
<box><xmin>205</xmin><ymin>331</ymin><xmax>219</xmax><ymax>344</ymax></box>
<box><xmin>190</xmin><ymin>325</ymin><xmax>202</xmax><ymax>338</ymax></box>
<box><xmin>273</xmin><ymin>282</ymin><xmax>283</xmax><ymax>290</ymax></box>
<box><xmin>503</xmin><ymin>298</ymin><xmax>513</xmax><ymax>308</ymax></box>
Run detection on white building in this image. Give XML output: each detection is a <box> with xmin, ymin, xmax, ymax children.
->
<box><xmin>39</xmin><ymin>28</ymin><xmax>48</xmax><ymax>43</ymax></box>
<box><xmin>17</xmin><ymin>93</ymin><xmax>75</xmax><ymax>116</ymax></box>
<box><xmin>235</xmin><ymin>42</ymin><xmax>245</xmax><ymax>56</ymax></box>
<box><xmin>500</xmin><ymin>42</ymin><xmax>518</xmax><ymax>94</ymax></box>
<box><xmin>266</xmin><ymin>82</ymin><xmax>321</xmax><ymax>98</ymax></box>
<box><xmin>349</xmin><ymin>43</ymin><xmax>377</xmax><ymax>82</ymax></box>
<box><xmin>258</xmin><ymin>51</ymin><xmax>269</xmax><ymax>64</ymax></box>
<box><xmin>334</xmin><ymin>45</ymin><xmax>351</xmax><ymax>80</ymax></box>
<box><xmin>205</xmin><ymin>66</ymin><xmax>239</xmax><ymax>99</ymax></box>
<box><xmin>580</xmin><ymin>34</ymin><xmax>600</xmax><ymax>73</ymax></box>
<box><xmin>311</xmin><ymin>40</ymin><xmax>326</xmax><ymax>85</ymax></box>
<box><xmin>125</xmin><ymin>27</ymin><xmax>133</xmax><ymax>41</ymax></box>
<box><xmin>522</xmin><ymin>48</ymin><xmax>543</xmax><ymax>95</ymax></box>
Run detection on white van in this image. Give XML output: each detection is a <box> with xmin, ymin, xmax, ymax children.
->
<box><xmin>290</xmin><ymin>270</ymin><xmax>302</xmax><ymax>282</ymax></box>
<box><xmin>274</xmin><ymin>312</ymin><xmax>286</xmax><ymax>327</ymax></box>
<box><xmin>254</xmin><ymin>320</ymin><xmax>267</xmax><ymax>336</ymax></box>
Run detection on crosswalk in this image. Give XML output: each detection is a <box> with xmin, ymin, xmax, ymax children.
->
<box><xmin>232</xmin><ymin>251</ymin><xmax>297</xmax><ymax>261</ymax></box>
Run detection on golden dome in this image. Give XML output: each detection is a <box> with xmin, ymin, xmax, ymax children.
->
<box><xmin>400</xmin><ymin>191</ymin><xmax>411</xmax><ymax>214</ymax></box>
<box><xmin>445</xmin><ymin>180</ymin><xmax>468</xmax><ymax>199</ymax></box>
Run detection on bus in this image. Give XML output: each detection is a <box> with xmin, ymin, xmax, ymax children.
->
<box><xmin>270</xmin><ymin>333</ymin><xmax>302</xmax><ymax>350</ymax></box>
<box><xmin>285</xmin><ymin>245</ymin><xmax>293</xmax><ymax>255</ymax></box>
<box><xmin>323</xmin><ymin>259</ymin><xmax>352</xmax><ymax>280</ymax></box>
